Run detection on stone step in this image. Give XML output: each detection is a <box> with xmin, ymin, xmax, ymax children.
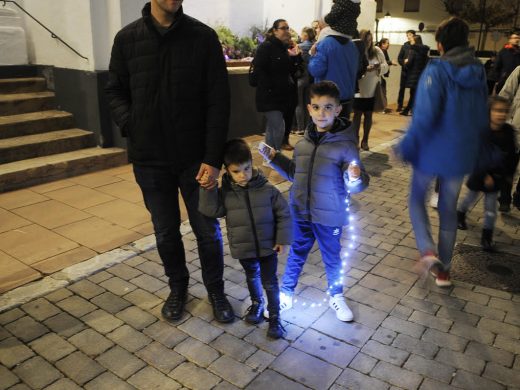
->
<box><xmin>0</xmin><ymin>129</ymin><xmax>96</xmax><ymax>164</ymax></box>
<box><xmin>0</xmin><ymin>77</ymin><xmax>47</xmax><ymax>94</ymax></box>
<box><xmin>0</xmin><ymin>147</ymin><xmax>128</xmax><ymax>192</ymax></box>
<box><xmin>0</xmin><ymin>91</ymin><xmax>55</xmax><ymax>116</ymax></box>
<box><xmin>0</xmin><ymin>110</ymin><xmax>75</xmax><ymax>139</ymax></box>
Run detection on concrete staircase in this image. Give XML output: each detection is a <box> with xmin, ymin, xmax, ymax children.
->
<box><xmin>0</xmin><ymin>77</ymin><xmax>127</xmax><ymax>192</ymax></box>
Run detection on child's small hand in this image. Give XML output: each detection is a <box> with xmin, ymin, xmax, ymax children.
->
<box><xmin>273</xmin><ymin>244</ymin><xmax>287</xmax><ymax>255</ymax></box>
<box><xmin>258</xmin><ymin>142</ymin><xmax>275</xmax><ymax>161</ymax></box>
<box><xmin>484</xmin><ymin>174</ymin><xmax>494</xmax><ymax>189</ymax></box>
<box><xmin>347</xmin><ymin>162</ymin><xmax>361</xmax><ymax>181</ymax></box>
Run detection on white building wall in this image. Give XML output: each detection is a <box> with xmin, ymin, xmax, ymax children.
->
<box><xmin>376</xmin><ymin>0</ymin><xmax>508</xmax><ymax>51</ymax></box>
<box><xmin>7</xmin><ymin>0</ymin><xmax>95</xmax><ymax>71</ymax></box>
<box><xmin>3</xmin><ymin>0</ymin><xmax>377</xmax><ymax>71</ymax></box>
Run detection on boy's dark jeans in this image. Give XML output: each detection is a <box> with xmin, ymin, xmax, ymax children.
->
<box><xmin>239</xmin><ymin>254</ymin><xmax>280</xmax><ymax>316</ymax></box>
<box><xmin>281</xmin><ymin>219</ymin><xmax>343</xmax><ymax>297</ymax></box>
<box><xmin>133</xmin><ymin>164</ymin><xmax>225</xmax><ymax>294</ymax></box>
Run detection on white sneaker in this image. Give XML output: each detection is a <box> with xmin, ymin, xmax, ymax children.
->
<box><xmin>329</xmin><ymin>294</ymin><xmax>354</xmax><ymax>322</ymax></box>
<box><xmin>429</xmin><ymin>192</ymin><xmax>439</xmax><ymax>209</ymax></box>
<box><xmin>279</xmin><ymin>292</ymin><xmax>293</xmax><ymax>313</ymax></box>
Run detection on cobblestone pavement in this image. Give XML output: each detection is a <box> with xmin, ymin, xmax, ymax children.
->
<box><xmin>0</xmin><ymin>140</ymin><xmax>519</xmax><ymax>389</ymax></box>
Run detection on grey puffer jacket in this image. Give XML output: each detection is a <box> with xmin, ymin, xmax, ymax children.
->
<box><xmin>198</xmin><ymin>169</ymin><xmax>292</xmax><ymax>259</ymax></box>
<box><xmin>271</xmin><ymin>118</ymin><xmax>369</xmax><ymax>226</ymax></box>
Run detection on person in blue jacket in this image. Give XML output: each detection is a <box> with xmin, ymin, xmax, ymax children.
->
<box><xmin>394</xmin><ymin>17</ymin><xmax>489</xmax><ymax>287</ymax></box>
<box><xmin>308</xmin><ymin>28</ymin><xmax>359</xmax><ymax>119</ymax></box>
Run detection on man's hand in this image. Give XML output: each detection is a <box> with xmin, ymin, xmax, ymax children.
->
<box><xmin>196</xmin><ymin>163</ymin><xmax>220</xmax><ymax>190</ymax></box>
<box><xmin>273</xmin><ymin>244</ymin><xmax>287</xmax><ymax>255</ymax></box>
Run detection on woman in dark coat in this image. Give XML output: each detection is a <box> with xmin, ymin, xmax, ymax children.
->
<box><xmin>254</xmin><ymin>19</ymin><xmax>302</xmax><ymax>152</ymax></box>
<box><xmin>401</xmin><ymin>35</ymin><xmax>430</xmax><ymax>116</ymax></box>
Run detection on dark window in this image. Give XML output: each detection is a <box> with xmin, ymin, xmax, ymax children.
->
<box><xmin>404</xmin><ymin>0</ymin><xmax>420</xmax><ymax>12</ymax></box>
<box><xmin>376</xmin><ymin>0</ymin><xmax>383</xmax><ymax>13</ymax></box>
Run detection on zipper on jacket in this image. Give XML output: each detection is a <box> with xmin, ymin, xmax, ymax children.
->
<box><xmin>306</xmin><ymin>144</ymin><xmax>319</xmax><ymax>222</ymax></box>
<box><xmin>244</xmin><ymin>189</ymin><xmax>261</xmax><ymax>258</ymax></box>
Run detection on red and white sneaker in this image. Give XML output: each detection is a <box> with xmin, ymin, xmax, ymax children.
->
<box><xmin>413</xmin><ymin>251</ymin><xmax>442</xmax><ymax>279</ymax></box>
<box><xmin>434</xmin><ymin>271</ymin><xmax>452</xmax><ymax>287</ymax></box>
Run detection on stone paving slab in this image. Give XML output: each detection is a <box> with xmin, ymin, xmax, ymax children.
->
<box><xmin>0</xmin><ymin>128</ymin><xmax>519</xmax><ymax>389</ymax></box>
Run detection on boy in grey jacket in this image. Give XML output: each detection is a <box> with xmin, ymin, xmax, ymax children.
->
<box><xmin>259</xmin><ymin>81</ymin><xmax>369</xmax><ymax>322</ymax></box>
<box><xmin>199</xmin><ymin>139</ymin><xmax>292</xmax><ymax>339</ymax></box>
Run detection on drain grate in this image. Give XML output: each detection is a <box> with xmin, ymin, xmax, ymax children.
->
<box><xmin>450</xmin><ymin>244</ymin><xmax>520</xmax><ymax>293</ymax></box>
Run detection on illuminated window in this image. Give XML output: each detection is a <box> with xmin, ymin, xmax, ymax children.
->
<box><xmin>376</xmin><ymin>0</ymin><xmax>383</xmax><ymax>13</ymax></box>
<box><xmin>404</xmin><ymin>0</ymin><xmax>420</xmax><ymax>12</ymax></box>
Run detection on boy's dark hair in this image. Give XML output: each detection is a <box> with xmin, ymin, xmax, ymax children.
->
<box><xmin>488</xmin><ymin>95</ymin><xmax>511</xmax><ymax>109</ymax></box>
<box><xmin>223</xmin><ymin>138</ymin><xmax>252</xmax><ymax>167</ymax></box>
<box><xmin>309</xmin><ymin>81</ymin><xmax>341</xmax><ymax>103</ymax></box>
<box><xmin>435</xmin><ymin>17</ymin><xmax>469</xmax><ymax>53</ymax></box>
<box><xmin>406</xmin><ymin>29</ymin><xmax>416</xmax><ymax>35</ymax></box>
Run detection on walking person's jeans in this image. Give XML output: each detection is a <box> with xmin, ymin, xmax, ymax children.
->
<box><xmin>409</xmin><ymin>169</ymin><xmax>464</xmax><ymax>270</ymax></box>
<box><xmin>239</xmin><ymin>254</ymin><xmax>280</xmax><ymax>316</ymax></box>
<box><xmin>459</xmin><ymin>190</ymin><xmax>498</xmax><ymax>230</ymax></box>
<box><xmin>264</xmin><ymin>110</ymin><xmax>285</xmax><ymax>151</ymax></box>
<box><xmin>133</xmin><ymin>164</ymin><xmax>224</xmax><ymax>293</ymax></box>
<box><xmin>281</xmin><ymin>219</ymin><xmax>343</xmax><ymax>296</ymax></box>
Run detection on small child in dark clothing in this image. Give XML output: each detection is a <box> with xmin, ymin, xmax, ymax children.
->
<box><xmin>457</xmin><ymin>96</ymin><xmax>519</xmax><ymax>251</ymax></box>
<box><xmin>198</xmin><ymin>139</ymin><xmax>292</xmax><ymax>339</ymax></box>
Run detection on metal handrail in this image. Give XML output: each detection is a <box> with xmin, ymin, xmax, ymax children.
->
<box><xmin>1</xmin><ymin>0</ymin><xmax>88</xmax><ymax>61</ymax></box>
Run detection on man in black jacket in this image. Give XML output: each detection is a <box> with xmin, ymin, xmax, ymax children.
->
<box><xmin>105</xmin><ymin>0</ymin><xmax>234</xmax><ymax>323</ymax></box>
<box><xmin>493</xmin><ymin>31</ymin><xmax>520</xmax><ymax>93</ymax></box>
<box><xmin>396</xmin><ymin>29</ymin><xmax>415</xmax><ymax>112</ymax></box>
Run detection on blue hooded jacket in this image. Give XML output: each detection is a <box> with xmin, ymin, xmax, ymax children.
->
<box><xmin>308</xmin><ymin>35</ymin><xmax>359</xmax><ymax>101</ymax></box>
<box><xmin>397</xmin><ymin>46</ymin><xmax>489</xmax><ymax>176</ymax></box>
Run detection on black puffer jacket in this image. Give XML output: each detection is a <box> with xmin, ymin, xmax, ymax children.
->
<box><xmin>254</xmin><ymin>36</ymin><xmax>302</xmax><ymax>112</ymax></box>
<box><xmin>198</xmin><ymin>170</ymin><xmax>292</xmax><ymax>259</ymax></box>
<box><xmin>271</xmin><ymin>118</ymin><xmax>369</xmax><ymax>227</ymax></box>
<box><xmin>405</xmin><ymin>44</ymin><xmax>430</xmax><ymax>88</ymax></box>
<box><xmin>105</xmin><ymin>4</ymin><xmax>230</xmax><ymax>169</ymax></box>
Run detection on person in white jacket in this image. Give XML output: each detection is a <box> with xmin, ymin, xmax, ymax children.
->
<box><xmin>352</xmin><ymin>30</ymin><xmax>388</xmax><ymax>150</ymax></box>
<box><xmin>498</xmin><ymin>65</ymin><xmax>520</xmax><ymax>210</ymax></box>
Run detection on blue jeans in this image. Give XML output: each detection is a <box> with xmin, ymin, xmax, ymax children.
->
<box><xmin>133</xmin><ymin>164</ymin><xmax>224</xmax><ymax>293</ymax></box>
<box><xmin>409</xmin><ymin>170</ymin><xmax>463</xmax><ymax>270</ymax></box>
<box><xmin>264</xmin><ymin>110</ymin><xmax>285</xmax><ymax>151</ymax></box>
<box><xmin>459</xmin><ymin>190</ymin><xmax>498</xmax><ymax>230</ymax></box>
<box><xmin>239</xmin><ymin>254</ymin><xmax>280</xmax><ymax>316</ymax></box>
<box><xmin>281</xmin><ymin>219</ymin><xmax>343</xmax><ymax>296</ymax></box>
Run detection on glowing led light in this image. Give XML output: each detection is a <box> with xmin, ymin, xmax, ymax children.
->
<box><xmin>349</xmin><ymin>244</ymin><xmax>354</xmax><ymax>248</ymax></box>
<box><xmin>342</xmin><ymin>261</ymin><xmax>346</xmax><ymax>266</ymax></box>
<box><xmin>311</xmin><ymin>303</ymin><xmax>316</xmax><ymax>308</ymax></box>
<box><xmin>349</xmin><ymin>226</ymin><xmax>354</xmax><ymax>231</ymax></box>
<box><xmin>294</xmin><ymin>299</ymin><xmax>298</xmax><ymax>303</ymax></box>
<box><xmin>352</xmin><ymin>235</ymin><xmax>356</xmax><ymax>240</ymax></box>
<box><xmin>349</xmin><ymin>216</ymin><xmax>354</xmax><ymax>221</ymax></box>
<box><xmin>302</xmin><ymin>302</ymin><xmax>306</xmax><ymax>306</ymax></box>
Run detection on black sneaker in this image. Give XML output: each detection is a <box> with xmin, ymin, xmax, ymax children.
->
<box><xmin>244</xmin><ymin>300</ymin><xmax>265</xmax><ymax>324</ymax></box>
<box><xmin>267</xmin><ymin>315</ymin><xmax>286</xmax><ymax>339</ymax></box>
<box><xmin>513</xmin><ymin>192</ymin><xmax>520</xmax><ymax>210</ymax></box>
<box><xmin>457</xmin><ymin>211</ymin><xmax>467</xmax><ymax>230</ymax></box>
<box><xmin>208</xmin><ymin>292</ymin><xmax>235</xmax><ymax>323</ymax></box>
<box><xmin>161</xmin><ymin>290</ymin><xmax>187</xmax><ymax>322</ymax></box>
<box><xmin>499</xmin><ymin>203</ymin><xmax>511</xmax><ymax>213</ymax></box>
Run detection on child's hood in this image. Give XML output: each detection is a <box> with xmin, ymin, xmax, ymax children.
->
<box><xmin>222</xmin><ymin>168</ymin><xmax>268</xmax><ymax>191</ymax></box>
<box><xmin>305</xmin><ymin>117</ymin><xmax>358</xmax><ymax>144</ymax></box>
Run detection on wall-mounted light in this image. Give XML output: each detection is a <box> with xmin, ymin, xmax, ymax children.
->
<box><xmin>384</xmin><ymin>11</ymin><xmax>391</xmax><ymax>19</ymax></box>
